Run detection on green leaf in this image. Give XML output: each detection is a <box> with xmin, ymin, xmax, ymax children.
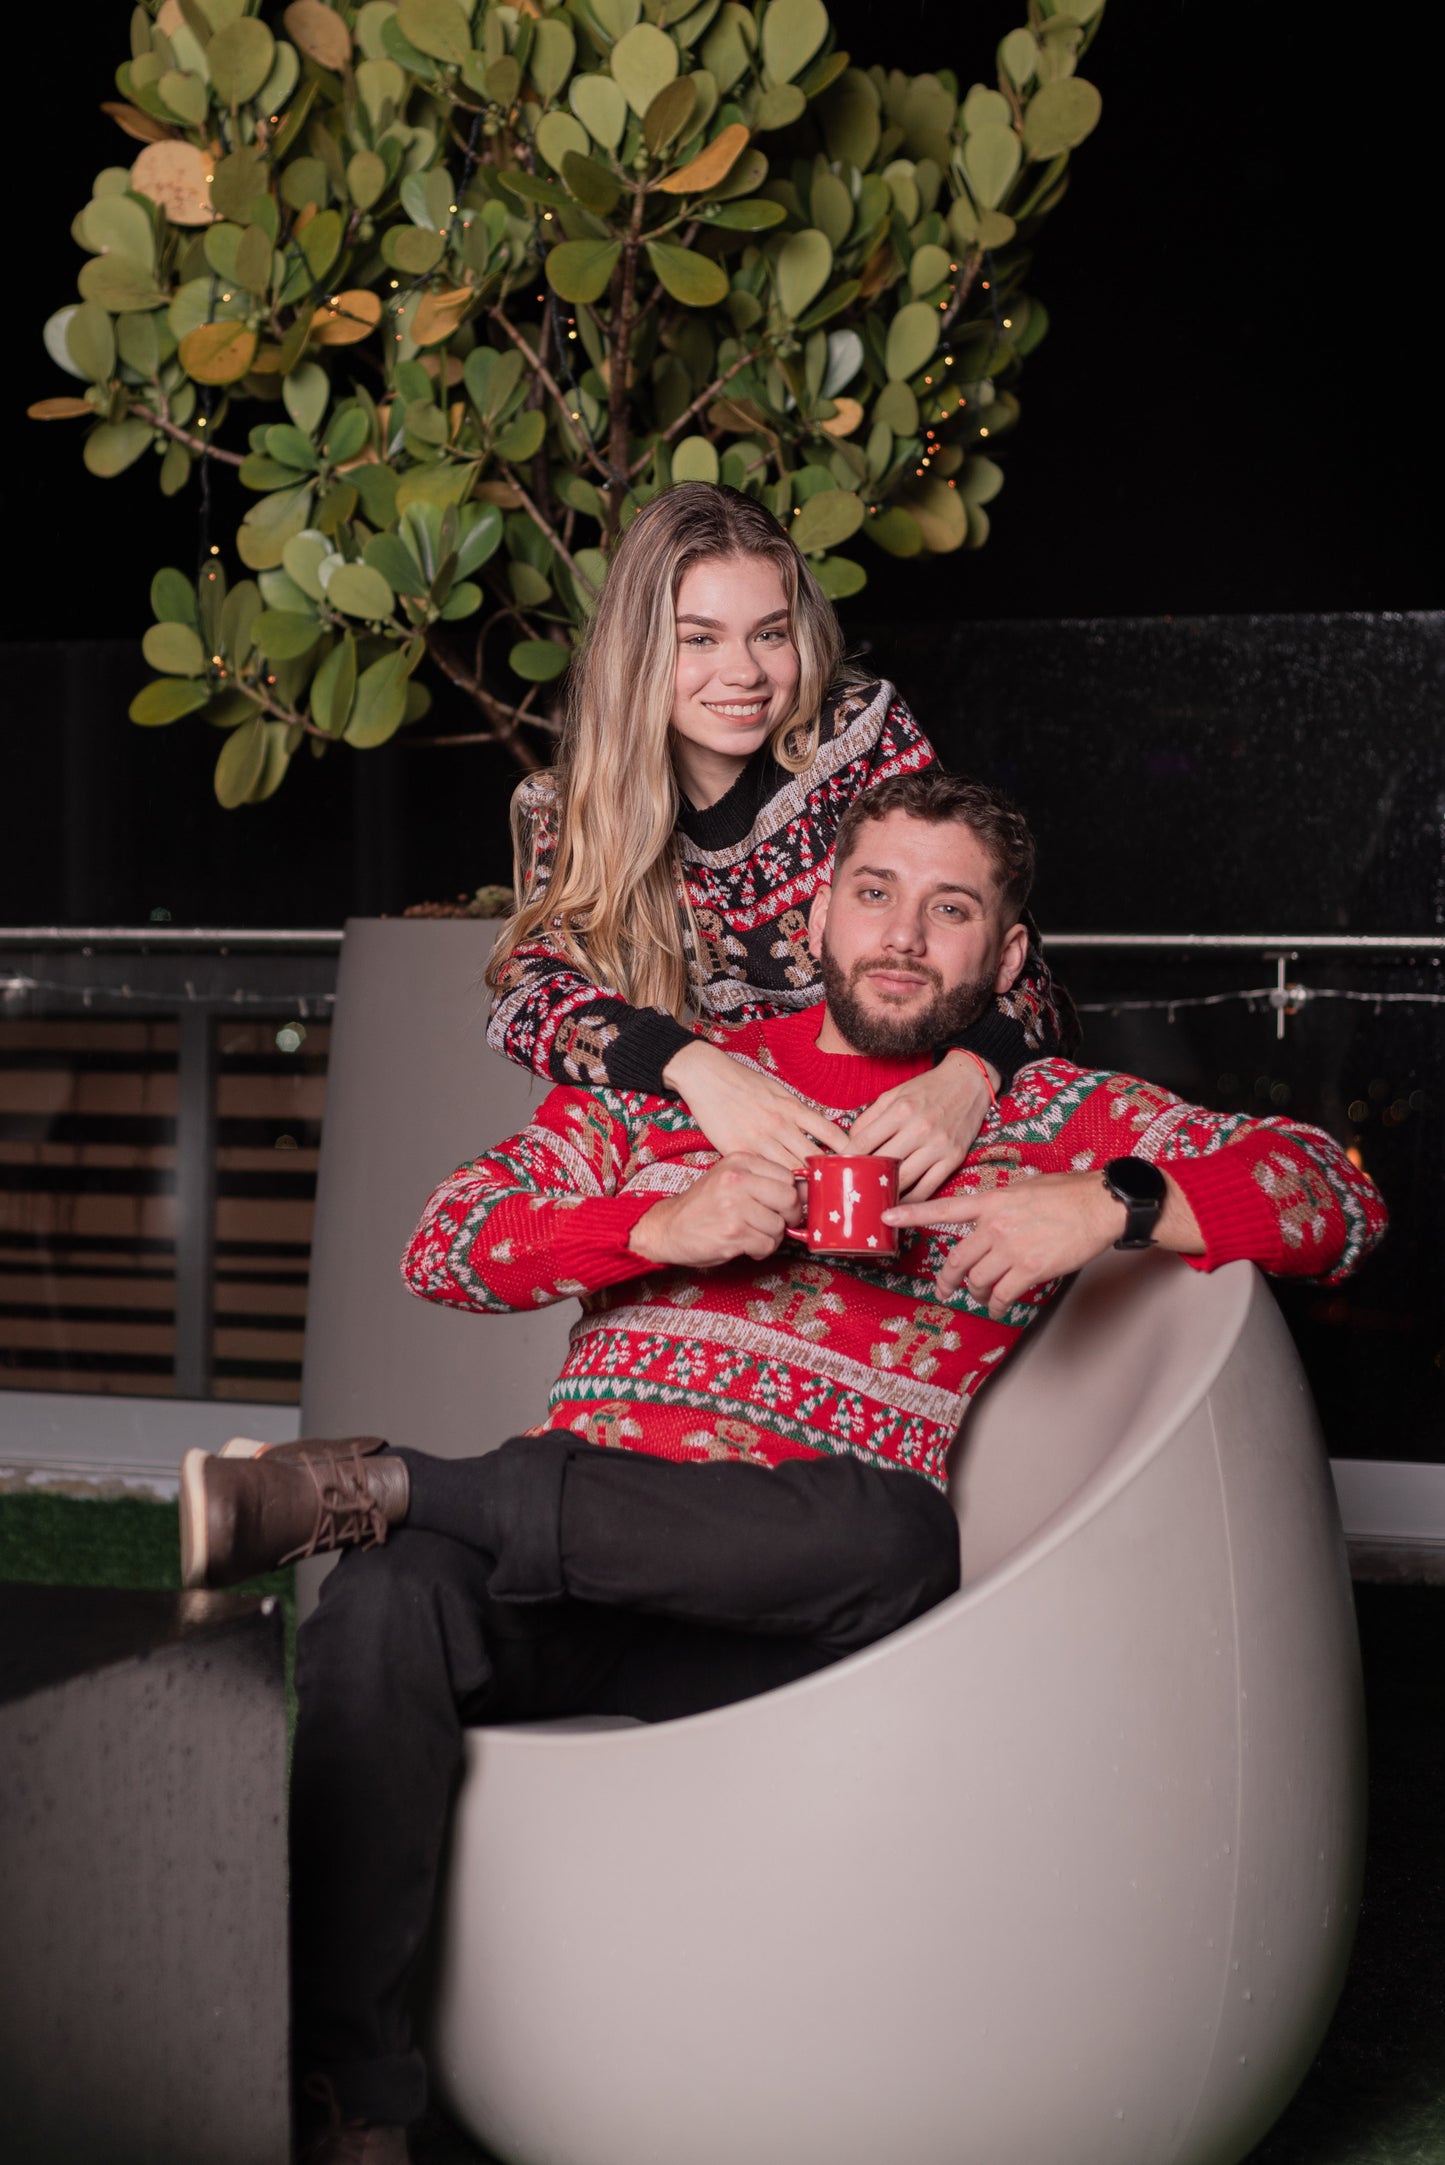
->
<box><xmin>812</xmin><ymin>552</ymin><xmax>866</xmax><ymax>599</ymax></box>
<box><xmin>562</xmin><ymin>150</ymin><xmax>623</xmax><ymax>215</ymax></box>
<box><xmin>348</xmin><ymin>148</ymin><xmax>388</xmax><ymax>211</ymax></box>
<box><xmin>151</xmin><ymin>568</ymin><xmax>200</xmax><ymax>631</ymax></box>
<box><xmin>310</xmin><ymin>632</ymin><xmax>357</xmax><ymax>736</ymax></box>
<box><xmin>495</xmin><ymin>407</ymin><xmax>547</xmax><ymax>461</ymax></box>
<box><xmin>215</xmin><ymin>715</ymin><xmax>268</xmax><ymax>807</ymax></box>
<box><xmin>546</xmin><ymin>238</ymin><xmax>622</xmax><ymax>304</ymax></box>
<box><xmin>1022</xmin><ymin>76</ymin><xmax>1101</xmax><ymax>160</ymax></box>
<box><xmin>909</xmin><ymin>242</ymin><xmax>951</xmax><ymax>296</ymax></box>
<box><xmin>961</xmin><ymin>124</ymin><xmax>1020</xmax><ymax>211</ymax></box>
<box><xmin>131</xmin><ymin>677</ymin><xmax>212</xmax><ymax>726</ymax></box>
<box><xmin>455</xmin><ymin>503</ymin><xmax>504</xmax><ymax>577</ymax></box>
<box><xmin>871</xmin><ymin>379</ymin><xmax>917</xmax><ymax>434</ymax></box>
<box><xmin>234</xmin><ymin>222</ymin><xmax>275</xmax><ymax>295</ymax></box>
<box><xmin>210</xmin><ymin>146</ymin><xmax>268</xmax><ymax>224</ymax></box>
<box><xmin>790</xmin><ymin>488</ymin><xmax>864</xmax><ymax>554</ymax></box>
<box><xmin>208</xmin><ymin>17</ymin><xmax>276</xmax><ymax>104</ymax></box>
<box><xmin>325</xmin><ymin>409</ymin><xmax>370</xmax><ymax>464</ymax></box>
<box><xmin>671</xmin><ymin>434</ymin><xmax>719</xmax><ymax>483</ymax></box>
<box><xmin>962</xmin><ymin>85</ymin><xmax>1012</xmax><ymax>132</ymax></box>
<box><xmin>64</xmin><ymin>303</ymin><xmax>117</xmax><ymax>385</ymax></box>
<box><xmin>959</xmin><ymin>453</ymin><xmax>1004</xmax><ymax>506</ymax></box>
<box><xmin>345</xmin><ymin>646</ymin><xmax>417</xmax><ymax>746</ymax></box>
<box><xmin>645</xmin><ymin>240</ymin><xmax>728</xmax><ymax>306</ymax></box>
<box><xmin>83</xmin><ymin>419</ymin><xmax>154</xmax><ymax>477</ymax></box>
<box><xmin>219</xmin><ymin>580</ymin><xmax>263</xmax><ymax>661</ymax></box>
<box><xmin>570</xmin><ymin>72</ymin><xmax>629</xmax><ymax>151</ymax></box>
<box><xmin>383</xmin><ymin>226</ymin><xmax>447</xmax><ymax>275</ymax></box>
<box><xmin>44</xmin><ymin>307</ymin><xmax>87</xmax><ymax>382</ymax></box>
<box><xmin>78</xmin><ymin>255</ymin><xmax>165</xmax><ymax>314</ymax></box>
<box><xmin>395</xmin><ymin>0</ymin><xmax>472</xmax><ymax>66</ymax></box>
<box><xmin>364</xmin><ymin>532</ymin><xmax>429</xmax><ymax>595</ymax></box>
<box><xmin>774</xmin><ymin>227</ymin><xmax>832</xmax><ymax>320</ymax></box>
<box><xmin>818</xmin><ymin>68</ymin><xmax>880</xmax><ymax>169</ymax></box>
<box><xmin>809</xmin><ymin>170</ymin><xmax>852</xmax><ymax>250</ymax></box>
<box><xmin>752</xmin><ymin>82</ymin><xmax>805</xmax><ymax>130</ymax></box>
<box><xmin>299</xmin><ymin>207</ymin><xmax>344</xmax><ymax>283</ymax></box>
<box><xmin>80</xmin><ymin>195</ymin><xmax>156</xmax><ymax>272</ymax></box>
<box><xmin>266</xmin><ymin>423</ymin><xmax>321</xmax><ymax>471</ymax></box>
<box><xmin>610</xmin><ymin>23</ymin><xmax>678</xmax><ymax>117</ymax></box>
<box><xmin>793</xmin><ymin>277</ymin><xmax>859</xmax><ymax>333</ymax></box>
<box><xmin>536</xmin><ymin>111</ymin><xmax>591</xmax><ymax>172</ymax></box>
<box><xmin>351</xmin><ymin>464</ymin><xmax>399</xmax><ymax>527</ymax></box>
<box><xmin>439</xmin><ymin>580</ymin><xmax>482</xmax><ymax>620</ymax></box>
<box><xmin>867</xmin><ymin>505</ymin><xmax>923</xmax><ymax>557</ymax></box>
<box><xmin>325</xmin><ymin>563</ymin><xmax>396</xmax><ymax>619</ymax></box>
<box><xmin>237</xmin><ymin>482</ymin><xmax>315</xmax><ymax>570</ymax></box>
<box><xmin>701</xmin><ymin>197</ymin><xmax>785</xmax><ymax>230</ymax></box>
<box><xmin>643</xmin><ymin>75</ymin><xmax>696</xmax><ymax>153</ymax></box>
<box><xmin>510</xmin><ymin>638</ymin><xmax>571</xmax><ymax>683</ymax></box>
<box><xmin>282</xmin><ymin>530</ymin><xmax>334</xmax><ymax>602</ymax></box>
<box><xmin>509</xmin><ymin>561</ymin><xmax>553</xmax><ymax>608</ymax></box>
<box><xmin>885</xmin><ymin>300</ymin><xmax>939</xmax><ymax>382</ymax></box>
<box><xmin>760</xmin><ymin>0</ymin><xmax>827</xmax><ymax>86</ymax></box>
<box><xmin>998</xmin><ymin>28</ymin><xmax>1038</xmax><ymax>89</ymax></box>
<box><xmin>496</xmin><ymin>168</ymin><xmax>568</xmax><ymax>210</ymax></box>
<box><xmin>253</xmin><ymin>720</ymin><xmax>295</xmax><ymax>803</ymax></box>
<box><xmin>142</xmin><ymin>621</ymin><xmax>207</xmax><ymax>676</ymax></box>
<box><xmin>463</xmin><ymin>346</ymin><xmax>525</xmax><ymax>418</ymax></box>
<box><xmin>254</xmin><ymin>609</ymin><xmax>323</xmax><ymax>660</ymax></box>
<box><xmin>530</xmin><ymin>15</ymin><xmax>576</xmax><ymax>98</ymax></box>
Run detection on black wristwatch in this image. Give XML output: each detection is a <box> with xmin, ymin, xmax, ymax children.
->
<box><xmin>1102</xmin><ymin>1156</ymin><xmax>1166</xmax><ymax>1250</ymax></box>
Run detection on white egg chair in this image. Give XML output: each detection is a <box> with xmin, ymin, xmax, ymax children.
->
<box><xmin>301</xmin><ymin>920</ymin><xmax>1363</xmax><ymax>2165</ymax></box>
<box><xmin>426</xmin><ymin>1246</ymin><xmax>1364</xmax><ymax>2165</ymax></box>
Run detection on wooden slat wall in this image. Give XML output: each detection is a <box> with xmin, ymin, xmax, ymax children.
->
<box><xmin>0</xmin><ymin>1015</ymin><xmax>328</xmax><ymax>1403</ymax></box>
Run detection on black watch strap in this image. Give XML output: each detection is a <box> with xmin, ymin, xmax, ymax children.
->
<box><xmin>1102</xmin><ymin>1156</ymin><xmax>1166</xmax><ymax>1250</ymax></box>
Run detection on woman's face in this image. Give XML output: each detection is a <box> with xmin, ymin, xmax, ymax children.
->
<box><xmin>668</xmin><ymin>552</ymin><xmax>800</xmax><ymax>807</ymax></box>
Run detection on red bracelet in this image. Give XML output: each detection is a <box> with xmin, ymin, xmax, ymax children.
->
<box><xmin>953</xmin><ymin>1049</ymin><xmax>997</xmax><ymax>1108</ymax></box>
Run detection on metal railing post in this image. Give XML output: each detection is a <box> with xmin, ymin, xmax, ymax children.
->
<box><xmin>173</xmin><ymin>1004</ymin><xmax>218</xmax><ymax>1401</ymax></box>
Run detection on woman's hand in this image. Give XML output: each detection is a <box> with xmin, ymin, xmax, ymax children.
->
<box><xmin>663</xmin><ymin>1040</ymin><xmax>850</xmax><ymax>1173</ymax></box>
<box><xmin>846</xmin><ymin>1051</ymin><xmax>998</xmax><ymax>1200</ymax></box>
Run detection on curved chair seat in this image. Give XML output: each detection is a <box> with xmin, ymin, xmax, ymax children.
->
<box><xmin>427</xmin><ymin>1247</ymin><xmax>1365</xmax><ymax>2165</ymax></box>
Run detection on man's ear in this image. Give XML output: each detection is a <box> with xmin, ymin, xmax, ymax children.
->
<box><xmin>807</xmin><ymin>882</ymin><xmax>832</xmax><ymax>959</ymax></box>
<box><xmin>993</xmin><ymin>921</ymin><xmax>1029</xmax><ymax>995</ymax></box>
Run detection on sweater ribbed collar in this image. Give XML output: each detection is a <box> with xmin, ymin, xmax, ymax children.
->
<box><xmin>675</xmin><ymin>745</ymin><xmax>782</xmax><ymax>848</ymax></box>
<box><xmin>760</xmin><ymin>1006</ymin><xmax>928</xmax><ymax>1112</ymax></box>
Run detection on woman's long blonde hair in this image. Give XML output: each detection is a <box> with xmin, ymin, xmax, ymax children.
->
<box><xmin>486</xmin><ymin>482</ymin><xmax>850</xmax><ymax>1019</ymax></box>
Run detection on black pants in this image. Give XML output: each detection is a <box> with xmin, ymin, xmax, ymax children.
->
<box><xmin>290</xmin><ymin>1432</ymin><xmax>960</xmax><ymax>2126</ymax></box>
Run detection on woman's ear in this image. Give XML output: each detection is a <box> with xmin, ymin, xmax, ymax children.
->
<box><xmin>993</xmin><ymin>920</ymin><xmax>1030</xmax><ymax>995</ymax></box>
<box><xmin>807</xmin><ymin>883</ymin><xmax>832</xmax><ymax>959</ymax></box>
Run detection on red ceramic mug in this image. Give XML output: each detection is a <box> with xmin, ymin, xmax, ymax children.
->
<box><xmin>794</xmin><ymin>1154</ymin><xmax>900</xmax><ymax>1258</ymax></box>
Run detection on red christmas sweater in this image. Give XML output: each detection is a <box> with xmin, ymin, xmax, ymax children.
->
<box><xmin>403</xmin><ymin>1009</ymin><xmax>1387</xmax><ymax>1492</ymax></box>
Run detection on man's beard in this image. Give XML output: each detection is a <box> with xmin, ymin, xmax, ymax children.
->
<box><xmin>819</xmin><ymin>944</ymin><xmax>998</xmax><ymax>1058</ymax></box>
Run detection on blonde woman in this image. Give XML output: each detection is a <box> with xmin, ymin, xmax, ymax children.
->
<box><xmin>486</xmin><ymin>483</ymin><xmax>1065</xmax><ymax>1196</ymax></box>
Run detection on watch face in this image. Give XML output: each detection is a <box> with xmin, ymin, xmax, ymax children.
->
<box><xmin>1104</xmin><ymin>1156</ymin><xmax>1166</xmax><ymax>1205</ymax></box>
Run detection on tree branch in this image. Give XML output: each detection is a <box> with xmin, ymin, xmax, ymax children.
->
<box><xmin>132</xmin><ymin>405</ymin><xmax>244</xmax><ymax>467</ymax></box>
<box><xmin>489</xmin><ymin>309</ymin><xmax>613</xmax><ymax>483</ymax></box>
<box><xmin>422</xmin><ymin>628</ymin><xmax>544</xmax><ymax>772</ymax></box>
<box><xmin>632</xmin><ymin>342</ymin><xmax>767</xmax><ymax>478</ymax></box>
<box><xmin>606</xmin><ymin>183</ymin><xmax>648</xmax><ymax>523</ymax></box>
<box><xmin>498</xmin><ymin>466</ymin><xmax>598</xmax><ymax>597</ymax></box>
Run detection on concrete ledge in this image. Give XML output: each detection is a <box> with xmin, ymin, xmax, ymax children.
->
<box><xmin>0</xmin><ymin>1390</ymin><xmax>300</xmax><ymax>1498</ymax></box>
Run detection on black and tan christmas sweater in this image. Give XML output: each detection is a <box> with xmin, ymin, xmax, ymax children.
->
<box><xmin>485</xmin><ymin>678</ymin><xmax>1068</xmax><ymax>1096</ymax></box>
<box><xmin>405</xmin><ymin>1007</ymin><xmax>1388</xmax><ymax>1492</ymax></box>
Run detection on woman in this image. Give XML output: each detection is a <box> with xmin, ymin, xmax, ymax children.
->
<box><xmin>486</xmin><ymin>483</ymin><xmax>1064</xmax><ymax>1196</ymax></box>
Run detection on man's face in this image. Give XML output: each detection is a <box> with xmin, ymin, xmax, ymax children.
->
<box><xmin>809</xmin><ymin>811</ymin><xmax>1029</xmax><ymax>1058</ymax></box>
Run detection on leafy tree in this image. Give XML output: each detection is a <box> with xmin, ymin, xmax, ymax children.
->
<box><xmin>31</xmin><ymin>0</ymin><xmax>1104</xmax><ymax>802</ymax></box>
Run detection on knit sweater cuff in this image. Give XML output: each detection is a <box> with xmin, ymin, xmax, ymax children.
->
<box><xmin>933</xmin><ymin>1005</ymin><xmax>1030</xmax><ymax>1091</ymax></box>
<box><xmin>550</xmin><ymin>1196</ymin><xmax>669</xmax><ymax>1291</ymax></box>
<box><xmin>606</xmin><ymin>1010</ymin><xmax>698</xmax><ymax>1096</ymax></box>
<box><xmin>1164</xmin><ymin>1151</ymin><xmax>1282</xmax><ymax>1275</ymax></box>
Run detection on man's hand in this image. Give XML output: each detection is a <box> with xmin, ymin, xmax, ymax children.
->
<box><xmin>628</xmin><ymin>1153</ymin><xmax>806</xmax><ymax>1270</ymax></box>
<box><xmin>846</xmin><ymin>1051</ymin><xmax>998</xmax><ymax>1200</ymax></box>
<box><xmin>663</xmin><ymin>1040</ymin><xmax>850</xmax><ymax>1174</ymax></box>
<box><xmin>885</xmin><ymin>1169</ymin><xmax>1204</xmax><ymax>1316</ymax></box>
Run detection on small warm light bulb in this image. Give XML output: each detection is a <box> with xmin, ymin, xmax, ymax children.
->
<box><xmin>979</xmin><ymin>426</ymin><xmax>989</xmax><ymax>437</ymax></box>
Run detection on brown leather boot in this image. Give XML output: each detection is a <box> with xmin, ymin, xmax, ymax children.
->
<box><xmin>179</xmin><ymin>1441</ymin><xmax>410</xmax><ymax>1589</ymax></box>
<box><xmin>218</xmin><ymin>1433</ymin><xmax>388</xmax><ymax>1465</ymax></box>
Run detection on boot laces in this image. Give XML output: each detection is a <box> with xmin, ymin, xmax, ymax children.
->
<box><xmin>280</xmin><ymin>1446</ymin><xmax>394</xmax><ymax>1567</ymax></box>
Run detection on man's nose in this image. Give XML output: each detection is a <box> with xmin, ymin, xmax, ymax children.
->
<box><xmin>880</xmin><ymin>910</ymin><xmax>927</xmax><ymax>953</ymax></box>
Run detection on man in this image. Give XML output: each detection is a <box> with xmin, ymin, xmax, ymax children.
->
<box><xmin>180</xmin><ymin>771</ymin><xmax>1385</xmax><ymax>2163</ymax></box>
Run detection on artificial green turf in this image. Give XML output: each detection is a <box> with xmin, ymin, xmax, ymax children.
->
<box><xmin>0</xmin><ymin>1489</ymin><xmax>296</xmax><ymax>1728</ymax></box>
